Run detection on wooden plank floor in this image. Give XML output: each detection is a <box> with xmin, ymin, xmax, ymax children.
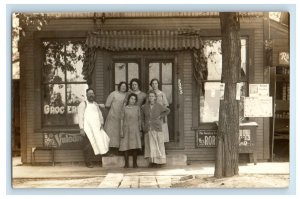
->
<box><xmin>98</xmin><ymin>173</ymin><xmax>181</xmax><ymax>188</ymax></box>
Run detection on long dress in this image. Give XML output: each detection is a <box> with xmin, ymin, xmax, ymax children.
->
<box><xmin>119</xmin><ymin>105</ymin><xmax>142</xmax><ymax>151</ymax></box>
<box><xmin>142</xmin><ymin>103</ymin><xmax>169</xmax><ymax>164</ymax></box>
<box><xmin>154</xmin><ymin>89</ymin><xmax>170</xmax><ymax>143</ymax></box>
<box><xmin>83</xmin><ymin>101</ymin><xmax>110</xmax><ymax>155</ymax></box>
<box><xmin>104</xmin><ymin>91</ymin><xmax>126</xmax><ymax>148</ymax></box>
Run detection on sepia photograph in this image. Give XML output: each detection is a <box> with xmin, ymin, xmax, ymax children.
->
<box><xmin>11</xmin><ymin>10</ymin><xmax>291</xmax><ymax>189</ymax></box>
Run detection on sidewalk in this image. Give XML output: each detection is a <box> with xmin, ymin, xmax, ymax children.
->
<box><xmin>12</xmin><ymin>157</ymin><xmax>289</xmax><ymax>179</ymax></box>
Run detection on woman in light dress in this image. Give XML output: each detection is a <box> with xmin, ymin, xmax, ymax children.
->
<box><xmin>119</xmin><ymin>93</ymin><xmax>142</xmax><ymax>168</ymax></box>
<box><xmin>104</xmin><ymin>81</ymin><xmax>128</xmax><ymax>155</ymax></box>
<box><xmin>149</xmin><ymin>78</ymin><xmax>170</xmax><ymax>143</ymax></box>
<box><xmin>141</xmin><ymin>90</ymin><xmax>170</xmax><ymax>168</ymax></box>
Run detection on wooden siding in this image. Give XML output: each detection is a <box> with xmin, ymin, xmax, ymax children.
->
<box><xmin>20</xmin><ymin>15</ymin><xmax>279</xmax><ymax>163</ymax></box>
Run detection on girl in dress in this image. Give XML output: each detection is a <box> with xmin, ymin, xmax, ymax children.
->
<box><xmin>119</xmin><ymin>93</ymin><xmax>142</xmax><ymax>168</ymax></box>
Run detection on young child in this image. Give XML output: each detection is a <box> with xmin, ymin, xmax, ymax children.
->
<box><xmin>141</xmin><ymin>90</ymin><xmax>170</xmax><ymax>168</ymax></box>
<box><xmin>119</xmin><ymin>93</ymin><xmax>142</xmax><ymax>168</ymax></box>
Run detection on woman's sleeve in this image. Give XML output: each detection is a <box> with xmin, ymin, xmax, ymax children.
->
<box><xmin>121</xmin><ymin>106</ymin><xmax>125</xmax><ymax>119</ymax></box>
<box><xmin>138</xmin><ymin>107</ymin><xmax>142</xmax><ymax>131</ymax></box>
<box><xmin>162</xmin><ymin>92</ymin><xmax>169</xmax><ymax>107</ymax></box>
<box><xmin>140</xmin><ymin>105</ymin><xmax>145</xmax><ymax>131</ymax></box>
<box><xmin>160</xmin><ymin>104</ymin><xmax>170</xmax><ymax>118</ymax></box>
<box><xmin>105</xmin><ymin>91</ymin><xmax>115</xmax><ymax>108</ymax></box>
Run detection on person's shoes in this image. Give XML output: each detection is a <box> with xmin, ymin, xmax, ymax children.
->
<box><xmin>85</xmin><ymin>162</ymin><xmax>94</xmax><ymax>168</ymax></box>
<box><xmin>148</xmin><ymin>163</ymin><xmax>154</xmax><ymax>168</ymax></box>
<box><xmin>155</xmin><ymin>164</ymin><xmax>162</xmax><ymax>168</ymax></box>
<box><xmin>133</xmin><ymin>164</ymin><xmax>138</xmax><ymax>168</ymax></box>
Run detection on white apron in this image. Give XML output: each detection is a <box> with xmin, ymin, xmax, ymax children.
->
<box><xmin>84</xmin><ymin>102</ymin><xmax>110</xmax><ymax>155</ymax></box>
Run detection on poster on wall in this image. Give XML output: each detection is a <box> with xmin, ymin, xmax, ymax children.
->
<box><xmin>249</xmin><ymin>84</ymin><xmax>269</xmax><ymax>97</ymax></box>
<box><xmin>239</xmin><ymin>129</ymin><xmax>252</xmax><ymax>147</ymax></box>
<box><xmin>244</xmin><ymin>96</ymin><xmax>273</xmax><ymax>117</ymax></box>
<box><xmin>195</xmin><ymin>130</ymin><xmax>217</xmax><ymax>148</ymax></box>
<box><xmin>43</xmin><ymin>131</ymin><xmax>83</xmax><ymax>149</ymax></box>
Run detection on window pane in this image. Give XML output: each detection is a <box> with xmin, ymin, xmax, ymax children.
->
<box><xmin>241</xmin><ymin>39</ymin><xmax>247</xmax><ymax>80</ymax></box>
<box><xmin>66</xmin><ymin>84</ymin><xmax>88</xmax><ymax>125</ymax></box>
<box><xmin>239</xmin><ymin>82</ymin><xmax>247</xmax><ymax>122</ymax></box>
<box><xmin>204</xmin><ymin>40</ymin><xmax>222</xmax><ymax>80</ymax></box>
<box><xmin>128</xmin><ymin>63</ymin><xmax>139</xmax><ymax>83</ymax></box>
<box><xmin>199</xmin><ymin>82</ymin><xmax>221</xmax><ymax>123</ymax></box>
<box><xmin>162</xmin><ymin>62</ymin><xmax>172</xmax><ymax>84</ymax></box>
<box><xmin>162</xmin><ymin>85</ymin><xmax>173</xmax><ymax>104</ymax></box>
<box><xmin>66</xmin><ymin>41</ymin><xmax>86</xmax><ymax>82</ymax></box>
<box><xmin>115</xmin><ymin>63</ymin><xmax>126</xmax><ymax>85</ymax></box>
<box><xmin>43</xmin><ymin>41</ymin><xmax>65</xmax><ymax>83</ymax></box>
<box><xmin>149</xmin><ymin>62</ymin><xmax>160</xmax><ymax>82</ymax></box>
<box><xmin>43</xmin><ymin>84</ymin><xmax>66</xmax><ymax>125</ymax></box>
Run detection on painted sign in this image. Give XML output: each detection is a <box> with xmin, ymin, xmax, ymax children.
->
<box><xmin>196</xmin><ymin>130</ymin><xmax>217</xmax><ymax>148</ymax></box>
<box><xmin>44</xmin><ymin>132</ymin><xmax>83</xmax><ymax>149</ymax></box>
<box><xmin>279</xmin><ymin>52</ymin><xmax>289</xmax><ymax>65</ymax></box>
<box><xmin>244</xmin><ymin>96</ymin><xmax>273</xmax><ymax>117</ymax></box>
<box><xmin>43</xmin><ymin>105</ymin><xmax>78</xmax><ymax>115</ymax></box>
<box><xmin>249</xmin><ymin>84</ymin><xmax>269</xmax><ymax>97</ymax></box>
<box><xmin>178</xmin><ymin>79</ymin><xmax>183</xmax><ymax>95</ymax></box>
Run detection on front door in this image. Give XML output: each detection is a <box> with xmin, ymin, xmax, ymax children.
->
<box><xmin>146</xmin><ymin>60</ymin><xmax>175</xmax><ymax>142</ymax></box>
<box><xmin>111</xmin><ymin>54</ymin><xmax>178</xmax><ymax>146</ymax></box>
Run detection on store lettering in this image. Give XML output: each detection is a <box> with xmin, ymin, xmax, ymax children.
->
<box><xmin>44</xmin><ymin>105</ymin><xmax>78</xmax><ymax>115</ymax></box>
<box><xmin>44</xmin><ymin>105</ymin><xmax>65</xmax><ymax>115</ymax></box>
<box><xmin>54</xmin><ymin>133</ymin><xmax>83</xmax><ymax>147</ymax></box>
<box><xmin>67</xmin><ymin>106</ymin><xmax>77</xmax><ymax>114</ymax></box>
<box><xmin>205</xmin><ymin>136</ymin><xmax>215</xmax><ymax>146</ymax></box>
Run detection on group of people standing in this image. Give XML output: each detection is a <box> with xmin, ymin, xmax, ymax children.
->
<box><xmin>78</xmin><ymin>78</ymin><xmax>170</xmax><ymax>169</ymax></box>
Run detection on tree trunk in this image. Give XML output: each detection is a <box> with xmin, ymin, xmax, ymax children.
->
<box><xmin>214</xmin><ymin>12</ymin><xmax>241</xmax><ymax>178</ymax></box>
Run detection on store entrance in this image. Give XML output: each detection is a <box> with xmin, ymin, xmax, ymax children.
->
<box><xmin>111</xmin><ymin>54</ymin><xmax>178</xmax><ymax>145</ymax></box>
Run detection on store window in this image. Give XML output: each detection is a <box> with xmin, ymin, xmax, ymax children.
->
<box><xmin>42</xmin><ymin>40</ymin><xmax>88</xmax><ymax>127</ymax></box>
<box><xmin>199</xmin><ymin>38</ymin><xmax>248</xmax><ymax>124</ymax></box>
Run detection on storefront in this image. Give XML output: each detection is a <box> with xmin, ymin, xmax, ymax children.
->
<box><xmin>19</xmin><ymin>12</ymin><xmax>289</xmax><ymax>164</ymax></box>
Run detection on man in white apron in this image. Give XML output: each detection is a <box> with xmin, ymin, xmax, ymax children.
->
<box><xmin>78</xmin><ymin>88</ymin><xmax>110</xmax><ymax>168</ymax></box>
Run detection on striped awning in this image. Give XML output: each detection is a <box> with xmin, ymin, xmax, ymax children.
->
<box><xmin>85</xmin><ymin>29</ymin><xmax>202</xmax><ymax>51</ymax></box>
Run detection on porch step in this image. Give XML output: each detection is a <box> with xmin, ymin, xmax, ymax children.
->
<box><xmin>102</xmin><ymin>154</ymin><xmax>187</xmax><ymax>168</ymax></box>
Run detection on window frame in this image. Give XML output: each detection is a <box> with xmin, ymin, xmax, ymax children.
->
<box><xmin>41</xmin><ymin>39</ymin><xmax>87</xmax><ymax>128</ymax></box>
<box><xmin>34</xmin><ymin>31</ymin><xmax>87</xmax><ymax>132</ymax></box>
<box><xmin>192</xmin><ymin>33</ymin><xmax>252</xmax><ymax>130</ymax></box>
<box><xmin>112</xmin><ymin>59</ymin><xmax>141</xmax><ymax>91</ymax></box>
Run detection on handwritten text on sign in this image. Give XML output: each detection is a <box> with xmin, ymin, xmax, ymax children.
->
<box><xmin>244</xmin><ymin>97</ymin><xmax>273</xmax><ymax>117</ymax></box>
<box><xmin>196</xmin><ymin>130</ymin><xmax>217</xmax><ymax>148</ymax></box>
